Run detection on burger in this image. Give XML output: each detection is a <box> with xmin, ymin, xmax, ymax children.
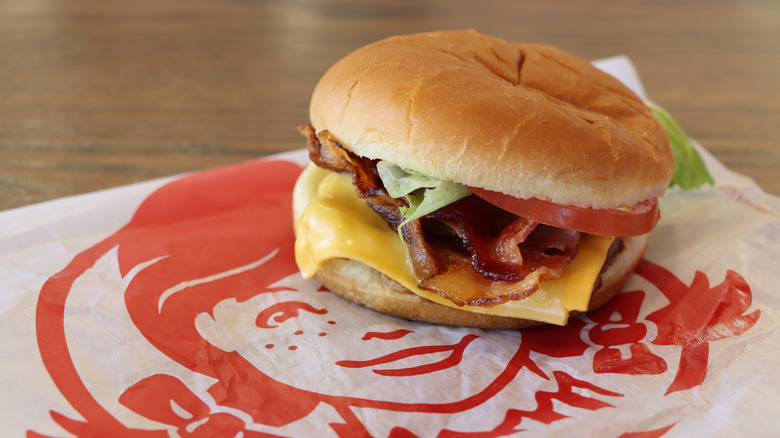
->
<box><xmin>292</xmin><ymin>30</ymin><xmax>674</xmax><ymax>329</ymax></box>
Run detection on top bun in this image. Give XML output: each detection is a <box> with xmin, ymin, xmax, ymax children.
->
<box><xmin>309</xmin><ymin>30</ymin><xmax>673</xmax><ymax>209</ymax></box>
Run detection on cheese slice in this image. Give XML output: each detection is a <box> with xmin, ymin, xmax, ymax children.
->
<box><xmin>294</xmin><ymin>168</ymin><xmax>613</xmax><ymax>326</ymax></box>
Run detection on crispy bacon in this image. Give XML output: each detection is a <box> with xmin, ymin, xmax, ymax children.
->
<box><xmin>427</xmin><ymin>196</ymin><xmax>537</xmax><ymax>281</ymax></box>
<box><xmin>298</xmin><ymin>124</ymin><xmax>406</xmax><ymax>229</ymax></box>
<box><xmin>401</xmin><ymin>219</ymin><xmax>440</xmax><ymax>279</ymax></box>
<box><xmin>420</xmin><ymin>262</ymin><xmax>551</xmax><ymax>306</ymax></box>
<box><xmin>298</xmin><ymin>124</ymin><xmax>580</xmax><ymax>307</ymax></box>
<box><xmin>412</xmin><ymin>198</ymin><xmax>579</xmax><ymax>306</ymax></box>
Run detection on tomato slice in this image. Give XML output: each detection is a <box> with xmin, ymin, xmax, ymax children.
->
<box><xmin>468</xmin><ymin>187</ymin><xmax>660</xmax><ymax>236</ymax></box>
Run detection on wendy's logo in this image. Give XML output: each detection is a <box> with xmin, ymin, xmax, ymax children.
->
<box><xmin>31</xmin><ymin>158</ymin><xmax>760</xmax><ymax>438</ymax></box>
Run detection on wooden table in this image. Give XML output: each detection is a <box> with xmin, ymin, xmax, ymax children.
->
<box><xmin>2</xmin><ymin>0</ymin><xmax>779</xmax><ymax>211</ymax></box>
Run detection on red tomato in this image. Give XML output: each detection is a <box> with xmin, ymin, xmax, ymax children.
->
<box><xmin>468</xmin><ymin>187</ymin><xmax>660</xmax><ymax>236</ymax></box>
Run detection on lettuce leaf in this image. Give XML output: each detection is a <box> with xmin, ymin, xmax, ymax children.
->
<box><xmin>650</xmin><ymin>103</ymin><xmax>714</xmax><ymax>190</ymax></box>
<box><xmin>376</xmin><ymin>161</ymin><xmax>471</xmax><ymax>229</ymax></box>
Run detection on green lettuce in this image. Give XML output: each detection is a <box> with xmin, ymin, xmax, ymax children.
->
<box><xmin>376</xmin><ymin>161</ymin><xmax>471</xmax><ymax>229</ymax></box>
<box><xmin>650</xmin><ymin>103</ymin><xmax>714</xmax><ymax>190</ymax></box>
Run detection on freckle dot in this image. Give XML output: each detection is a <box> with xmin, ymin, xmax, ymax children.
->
<box><xmin>289</xmin><ymin>346</ymin><xmax>298</xmax><ymax>351</ymax></box>
<box><xmin>265</xmin><ymin>344</ymin><xmax>274</xmax><ymax>349</ymax></box>
<box><xmin>294</xmin><ymin>330</ymin><xmax>304</xmax><ymax>335</ymax></box>
<box><xmin>328</xmin><ymin>321</ymin><xmax>336</xmax><ymax>325</ymax></box>
<box><xmin>318</xmin><ymin>332</ymin><xmax>327</xmax><ymax>337</ymax></box>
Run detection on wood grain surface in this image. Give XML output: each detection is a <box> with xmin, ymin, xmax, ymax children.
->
<box><xmin>1</xmin><ymin>0</ymin><xmax>778</xmax><ymax>211</ymax></box>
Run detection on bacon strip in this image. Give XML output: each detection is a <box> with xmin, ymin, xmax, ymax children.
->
<box><xmin>420</xmin><ymin>262</ymin><xmax>550</xmax><ymax>306</ymax></box>
<box><xmin>401</xmin><ymin>218</ymin><xmax>439</xmax><ymax>279</ymax></box>
<box><xmin>426</xmin><ymin>196</ymin><xmax>537</xmax><ymax>281</ymax></box>
<box><xmin>298</xmin><ymin>125</ymin><xmax>580</xmax><ymax>307</ymax></box>
<box><xmin>298</xmin><ymin>124</ymin><xmax>407</xmax><ymax>229</ymax></box>
<box><xmin>413</xmin><ymin>198</ymin><xmax>579</xmax><ymax>306</ymax></box>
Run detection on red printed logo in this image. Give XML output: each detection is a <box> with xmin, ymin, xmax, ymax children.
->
<box><xmin>31</xmin><ymin>159</ymin><xmax>761</xmax><ymax>437</ymax></box>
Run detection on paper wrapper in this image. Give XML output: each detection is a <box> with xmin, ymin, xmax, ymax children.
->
<box><xmin>2</xmin><ymin>58</ymin><xmax>778</xmax><ymax>438</ymax></box>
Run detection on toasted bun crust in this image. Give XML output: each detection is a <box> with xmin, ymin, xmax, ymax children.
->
<box><xmin>309</xmin><ymin>30</ymin><xmax>673</xmax><ymax>209</ymax></box>
<box><xmin>293</xmin><ymin>164</ymin><xmax>648</xmax><ymax>329</ymax></box>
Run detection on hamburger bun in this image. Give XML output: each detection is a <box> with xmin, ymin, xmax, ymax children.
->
<box><xmin>309</xmin><ymin>29</ymin><xmax>672</xmax><ymax>209</ymax></box>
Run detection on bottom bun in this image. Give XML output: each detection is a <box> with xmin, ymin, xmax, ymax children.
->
<box><xmin>315</xmin><ymin>234</ymin><xmax>648</xmax><ymax>330</ymax></box>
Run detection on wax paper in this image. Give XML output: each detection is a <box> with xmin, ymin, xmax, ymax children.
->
<box><xmin>1</xmin><ymin>57</ymin><xmax>778</xmax><ymax>438</ymax></box>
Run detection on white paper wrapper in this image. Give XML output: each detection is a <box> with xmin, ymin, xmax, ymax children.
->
<box><xmin>2</xmin><ymin>58</ymin><xmax>779</xmax><ymax>438</ymax></box>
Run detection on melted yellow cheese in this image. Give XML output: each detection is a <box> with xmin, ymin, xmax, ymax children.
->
<box><xmin>295</xmin><ymin>168</ymin><xmax>613</xmax><ymax>326</ymax></box>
